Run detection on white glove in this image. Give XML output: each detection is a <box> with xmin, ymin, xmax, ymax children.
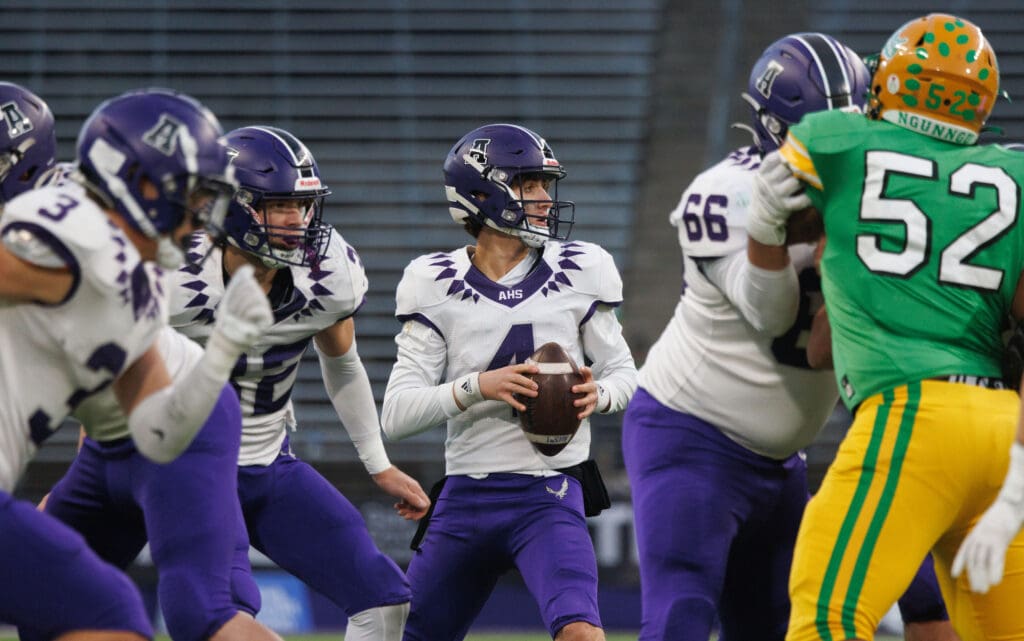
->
<box><xmin>215</xmin><ymin>264</ymin><xmax>274</xmax><ymax>350</ymax></box>
<box><xmin>746</xmin><ymin>150</ymin><xmax>812</xmax><ymax>246</ymax></box>
<box><xmin>952</xmin><ymin>442</ymin><xmax>1024</xmax><ymax>593</ymax></box>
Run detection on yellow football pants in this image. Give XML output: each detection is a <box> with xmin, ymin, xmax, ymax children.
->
<box><xmin>787</xmin><ymin>380</ymin><xmax>1024</xmax><ymax>641</ymax></box>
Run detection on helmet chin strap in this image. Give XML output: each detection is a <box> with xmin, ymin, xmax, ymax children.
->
<box><xmin>256</xmin><ymin>252</ymin><xmax>293</xmax><ymax>270</ymax></box>
<box><xmin>483</xmin><ymin>216</ymin><xmax>547</xmax><ymax>248</ymax></box>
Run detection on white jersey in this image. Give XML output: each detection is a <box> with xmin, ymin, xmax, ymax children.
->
<box><xmin>71</xmin><ymin>327</ymin><xmax>204</xmax><ymax>442</ymax></box>
<box><xmin>0</xmin><ymin>183</ymin><xmax>166</xmax><ymax>490</ymax></box>
<box><xmin>390</xmin><ymin>240</ymin><xmax>636</xmax><ymax>475</ymax></box>
<box><xmin>639</xmin><ymin>147</ymin><xmax>838</xmax><ymax>459</ymax></box>
<box><xmin>169</xmin><ymin>228</ymin><xmax>368</xmax><ymax>465</ymax></box>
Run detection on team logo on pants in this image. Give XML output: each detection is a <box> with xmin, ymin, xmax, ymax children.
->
<box><xmin>546</xmin><ymin>478</ymin><xmax>568</xmax><ymax>501</ymax></box>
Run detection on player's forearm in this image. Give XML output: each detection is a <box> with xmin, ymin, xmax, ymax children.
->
<box><xmin>807</xmin><ymin>306</ymin><xmax>833</xmax><ymax>369</ymax></box>
<box><xmin>382</xmin><ymin>321</ymin><xmax>457</xmax><ymax>439</ymax></box>
<box><xmin>582</xmin><ymin>308</ymin><xmax>638</xmax><ymax>414</ymax></box>
<box><xmin>381</xmin><ymin>383</ymin><xmax>454</xmax><ymax>440</ymax></box>
<box><xmin>747</xmin><ymin>238</ymin><xmax>790</xmax><ymax>271</ymax></box>
<box><xmin>705</xmin><ymin>251</ymin><xmax>798</xmax><ymax>336</ymax></box>
<box><xmin>317</xmin><ymin>342</ymin><xmax>391</xmax><ymax>475</ymax></box>
<box><xmin>126</xmin><ymin>327</ymin><xmax>244</xmax><ymax>463</ymax></box>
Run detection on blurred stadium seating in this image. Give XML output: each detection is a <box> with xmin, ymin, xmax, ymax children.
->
<box><xmin>2</xmin><ymin>0</ymin><xmax>1022</xmax><ymax>632</ymax></box>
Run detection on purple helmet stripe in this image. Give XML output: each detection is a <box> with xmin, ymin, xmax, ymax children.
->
<box><xmin>248</xmin><ymin>125</ymin><xmax>308</xmax><ymax>166</ymax></box>
<box><xmin>793</xmin><ymin>34</ymin><xmax>853</xmax><ymax>109</ymax></box>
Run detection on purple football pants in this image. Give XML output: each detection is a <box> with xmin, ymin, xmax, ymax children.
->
<box><xmin>402</xmin><ymin>473</ymin><xmax>601</xmax><ymax>641</ymax></box>
<box><xmin>236</xmin><ymin>444</ymin><xmax>410</xmax><ymax>616</ymax></box>
<box><xmin>623</xmin><ymin>387</ymin><xmax>948</xmax><ymax>640</ymax></box>
<box><xmin>623</xmin><ymin>387</ymin><xmax>808</xmax><ymax>641</ymax></box>
<box><xmin>0</xmin><ymin>490</ymin><xmax>152</xmax><ymax>640</ymax></box>
<box><xmin>41</xmin><ymin>385</ymin><xmax>258</xmax><ymax>641</ymax></box>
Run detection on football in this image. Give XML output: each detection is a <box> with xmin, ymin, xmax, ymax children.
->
<box><xmin>515</xmin><ymin>342</ymin><xmax>586</xmax><ymax>456</ymax></box>
<box><xmin>786</xmin><ymin>206</ymin><xmax>823</xmax><ymax>245</ymax></box>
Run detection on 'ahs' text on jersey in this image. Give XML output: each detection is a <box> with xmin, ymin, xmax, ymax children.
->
<box><xmin>499</xmin><ymin>289</ymin><xmax>523</xmax><ymax>301</ymax></box>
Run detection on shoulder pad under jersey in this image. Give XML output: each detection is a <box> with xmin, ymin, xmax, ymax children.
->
<box><xmin>295</xmin><ymin>227</ymin><xmax>368</xmax><ymax>320</ymax></box>
<box><xmin>789</xmin><ymin>110</ymin><xmax>866</xmax><ymax>156</ymax></box>
<box><xmin>168</xmin><ymin>233</ymin><xmax>223</xmax><ymax>328</ymax></box>
<box><xmin>2</xmin><ymin>183</ymin><xmax>147</xmax><ymax>300</ymax></box>
<box><xmin>669</xmin><ymin>147</ymin><xmax>760</xmax><ymax>259</ymax></box>
<box><xmin>395</xmin><ymin>248</ymin><xmax>472</xmax><ymax>320</ymax></box>
<box><xmin>540</xmin><ymin>240</ymin><xmax>623</xmax><ymax>305</ymax></box>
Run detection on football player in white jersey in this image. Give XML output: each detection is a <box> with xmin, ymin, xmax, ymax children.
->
<box><xmin>382</xmin><ymin>123</ymin><xmax>638</xmax><ymax>641</ymax></box>
<box><xmin>44</xmin><ymin>326</ymin><xmax>286</xmax><ymax>641</ymax></box>
<box><xmin>0</xmin><ymin>88</ymin><xmax>272</xmax><ymax>640</ymax></box>
<box><xmin>621</xmin><ymin>34</ymin><xmax>958</xmax><ymax>641</ymax></box>
<box><xmin>168</xmin><ymin>125</ymin><xmax>429</xmax><ymax>641</ymax></box>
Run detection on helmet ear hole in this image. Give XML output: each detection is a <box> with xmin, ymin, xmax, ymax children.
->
<box><xmin>18</xmin><ymin>164</ymin><xmax>39</xmax><ymax>183</ymax></box>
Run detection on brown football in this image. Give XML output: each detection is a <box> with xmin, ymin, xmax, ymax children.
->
<box><xmin>514</xmin><ymin>342</ymin><xmax>586</xmax><ymax>456</ymax></box>
<box><xmin>786</xmin><ymin>206</ymin><xmax>823</xmax><ymax>245</ymax></box>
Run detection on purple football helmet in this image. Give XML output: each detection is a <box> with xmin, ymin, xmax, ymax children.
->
<box><xmin>444</xmin><ymin>123</ymin><xmax>574</xmax><ymax>248</ymax></box>
<box><xmin>76</xmin><ymin>88</ymin><xmax>236</xmax><ymax>268</ymax></box>
<box><xmin>0</xmin><ymin>82</ymin><xmax>56</xmax><ymax>203</ymax></box>
<box><xmin>739</xmin><ymin>33</ymin><xmax>871</xmax><ymax>153</ymax></box>
<box><xmin>222</xmin><ymin>126</ymin><xmax>332</xmax><ymax>268</ymax></box>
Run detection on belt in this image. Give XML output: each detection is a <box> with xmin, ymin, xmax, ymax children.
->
<box><xmin>929</xmin><ymin>375</ymin><xmax>1006</xmax><ymax>390</ymax></box>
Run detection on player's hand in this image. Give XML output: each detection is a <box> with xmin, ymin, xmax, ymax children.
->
<box><xmin>952</xmin><ymin>496</ymin><xmax>1024</xmax><ymax>593</ymax></box>
<box><xmin>215</xmin><ymin>264</ymin><xmax>273</xmax><ymax>350</ymax></box>
<box><xmin>747</xmin><ymin>150</ymin><xmax>811</xmax><ymax>246</ymax></box>
<box><xmin>571</xmin><ymin>366</ymin><xmax>599</xmax><ymax>420</ymax></box>
<box><xmin>371</xmin><ymin>465</ymin><xmax>431</xmax><ymax>521</ymax></box>
<box><xmin>479</xmin><ymin>363</ymin><xmax>539</xmax><ymax>413</ymax></box>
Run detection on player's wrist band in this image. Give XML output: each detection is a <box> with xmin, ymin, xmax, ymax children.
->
<box><xmin>596</xmin><ymin>383</ymin><xmax>611</xmax><ymax>413</ymax></box>
<box><xmin>452</xmin><ymin>372</ymin><xmax>484</xmax><ymax>410</ymax></box>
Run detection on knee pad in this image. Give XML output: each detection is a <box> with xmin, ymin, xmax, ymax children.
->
<box><xmin>345</xmin><ymin>602</ymin><xmax>410</xmax><ymax>641</ymax></box>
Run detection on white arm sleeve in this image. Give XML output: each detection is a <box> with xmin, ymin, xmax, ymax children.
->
<box><xmin>316</xmin><ymin>340</ymin><xmax>391</xmax><ymax>475</ymax></box>
<box><xmin>381</xmin><ymin>320</ymin><xmax>459</xmax><ymax>441</ymax></box>
<box><xmin>581</xmin><ymin>306</ymin><xmax>638</xmax><ymax>414</ymax></box>
<box><xmin>127</xmin><ymin>330</ymin><xmax>240</xmax><ymax>464</ymax></box>
<box><xmin>700</xmin><ymin>250</ymin><xmax>799</xmax><ymax>337</ymax></box>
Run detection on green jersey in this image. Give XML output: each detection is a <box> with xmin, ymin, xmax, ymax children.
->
<box><xmin>782</xmin><ymin>110</ymin><xmax>1024</xmax><ymax>408</ymax></box>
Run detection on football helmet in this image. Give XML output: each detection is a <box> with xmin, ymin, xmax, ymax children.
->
<box><xmin>868</xmin><ymin>14</ymin><xmax>998</xmax><ymax>145</ymax></box>
<box><xmin>76</xmin><ymin>88</ymin><xmax>236</xmax><ymax>268</ymax></box>
<box><xmin>0</xmin><ymin>82</ymin><xmax>56</xmax><ymax>203</ymax></box>
<box><xmin>222</xmin><ymin>126</ymin><xmax>332</xmax><ymax>269</ymax></box>
<box><xmin>739</xmin><ymin>33</ymin><xmax>871</xmax><ymax>153</ymax></box>
<box><xmin>444</xmin><ymin>123</ymin><xmax>574</xmax><ymax>248</ymax></box>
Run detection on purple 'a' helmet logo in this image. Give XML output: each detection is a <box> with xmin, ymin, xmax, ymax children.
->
<box><xmin>142</xmin><ymin>114</ymin><xmax>186</xmax><ymax>157</ymax></box>
<box><xmin>1</xmin><ymin>101</ymin><xmax>32</xmax><ymax>138</ymax></box>
<box><xmin>755</xmin><ymin>60</ymin><xmax>785</xmax><ymax>99</ymax></box>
